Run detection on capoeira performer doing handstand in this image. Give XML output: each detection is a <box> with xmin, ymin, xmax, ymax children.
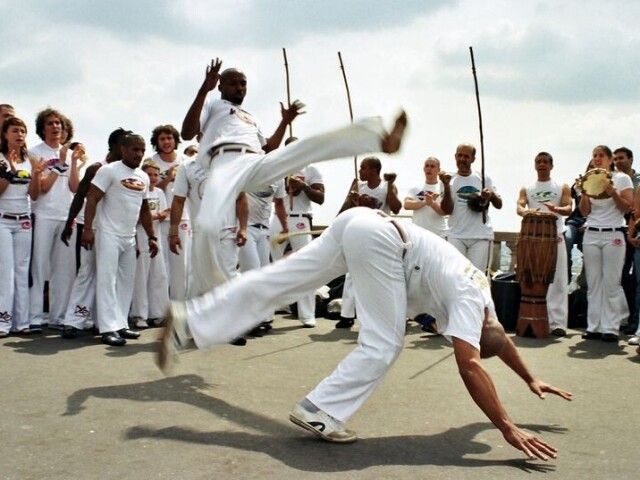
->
<box><xmin>158</xmin><ymin>207</ymin><xmax>571</xmax><ymax>461</ymax></box>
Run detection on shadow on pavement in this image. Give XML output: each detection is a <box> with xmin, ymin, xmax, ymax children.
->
<box><xmin>63</xmin><ymin>374</ymin><xmax>562</xmax><ymax>474</ymax></box>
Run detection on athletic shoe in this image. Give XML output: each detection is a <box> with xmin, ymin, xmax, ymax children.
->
<box><xmin>61</xmin><ymin>325</ymin><xmax>81</xmax><ymax>339</ymax></box>
<box><xmin>28</xmin><ymin>324</ymin><xmax>42</xmax><ymax>334</ymax></box>
<box><xmin>289</xmin><ymin>402</ymin><xmax>357</xmax><ymax>443</ymax></box>
<box><xmin>135</xmin><ymin>318</ymin><xmax>149</xmax><ymax>329</ymax></box>
<box><xmin>148</xmin><ymin>318</ymin><xmax>165</xmax><ymax>327</ymax></box>
<box><xmin>299</xmin><ymin>318</ymin><xmax>316</xmax><ymax>328</ymax></box>
<box><xmin>335</xmin><ymin>317</ymin><xmax>354</xmax><ymax>329</ymax></box>
<box><xmin>628</xmin><ymin>336</ymin><xmax>640</xmax><ymax>346</ymax></box>
<box><xmin>156</xmin><ymin>302</ymin><xmax>191</xmax><ymax>373</ymax></box>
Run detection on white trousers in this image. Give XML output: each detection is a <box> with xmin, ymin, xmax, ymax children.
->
<box><xmin>63</xmin><ymin>241</ymin><xmax>97</xmax><ymax>329</ymax></box>
<box><xmin>0</xmin><ymin>217</ymin><xmax>32</xmax><ymax>332</ymax></box>
<box><xmin>340</xmin><ymin>273</ymin><xmax>356</xmax><ymax>318</ymax></box>
<box><xmin>131</xmin><ymin>241</ymin><xmax>170</xmax><ymax>319</ymax></box>
<box><xmin>95</xmin><ymin>230</ymin><xmax>136</xmax><ymax>333</ymax></box>
<box><xmin>447</xmin><ymin>237</ymin><xmax>492</xmax><ymax>273</ymax></box>
<box><xmin>239</xmin><ymin>225</ymin><xmax>270</xmax><ymax>272</ymax></box>
<box><xmin>197</xmin><ymin>117</ymin><xmax>386</xmax><ymax>286</ymax></box>
<box><xmin>547</xmin><ymin>236</ymin><xmax>568</xmax><ymax>330</ymax></box>
<box><xmin>29</xmin><ymin>218</ymin><xmax>76</xmax><ymax>325</ymax></box>
<box><xmin>185</xmin><ymin>208</ymin><xmax>407</xmax><ymax>422</ymax></box>
<box><xmin>583</xmin><ymin>230</ymin><xmax>628</xmax><ymax>334</ymax></box>
<box><xmin>239</xmin><ymin>225</ymin><xmax>272</xmax><ymax>322</ymax></box>
<box><xmin>270</xmin><ymin>215</ymin><xmax>315</xmax><ymax>320</ymax></box>
<box><xmin>161</xmin><ymin>219</ymin><xmax>191</xmax><ymax>301</ymax></box>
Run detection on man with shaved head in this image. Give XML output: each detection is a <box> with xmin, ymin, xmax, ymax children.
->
<box><xmin>158</xmin><ymin>206</ymin><xmax>571</xmax><ymax>461</ymax></box>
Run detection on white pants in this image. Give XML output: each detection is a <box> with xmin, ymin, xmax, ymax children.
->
<box><xmin>583</xmin><ymin>230</ymin><xmax>628</xmax><ymax>334</ymax></box>
<box><xmin>185</xmin><ymin>208</ymin><xmax>407</xmax><ymax>422</ymax></box>
<box><xmin>63</xmin><ymin>239</ymin><xmax>97</xmax><ymax>329</ymax></box>
<box><xmin>447</xmin><ymin>237</ymin><xmax>492</xmax><ymax>273</ymax></box>
<box><xmin>340</xmin><ymin>273</ymin><xmax>356</xmax><ymax>318</ymax></box>
<box><xmin>95</xmin><ymin>230</ymin><xmax>136</xmax><ymax>333</ymax></box>
<box><xmin>547</xmin><ymin>236</ymin><xmax>568</xmax><ymax>330</ymax></box>
<box><xmin>239</xmin><ymin>224</ymin><xmax>273</xmax><ymax>322</ymax></box>
<box><xmin>198</xmin><ymin>116</ymin><xmax>386</xmax><ymax>286</ymax></box>
<box><xmin>131</xmin><ymin>241</ymin><xmax>170</xmax><ymax>319</ymax></box>
<box><xmin>239</xmin><ymin>224</ymin><xmax>270</xmax><ymax>272</ymax></box>
<box><xmin>187</xmin><ymin>229</ymin><xmax>214</xmax><ymax>298</ymax></box>
<box><xmin>270</xmin><ymin>215</ymin><xmax>315</xmax><ymax>320</ymax></box>
<box><xmin>29</xmin><ymin>218</ymin><xmax>76</xmax><ymax>326</ymax></box>
<box><xmin>0</xmin><ymin>217</ymin><xmax>32</xmax><ymax>333</ymax></box>
<box><xmin>161</xmin><ymin>219</ymin><xmax>191</xmax><ymax>301</ymax></box>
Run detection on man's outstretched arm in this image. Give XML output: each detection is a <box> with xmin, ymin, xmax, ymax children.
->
<box><xmin>453</xmin><ymin>337</ymin><xmax>560</xmax><ymax>461</ymax></box>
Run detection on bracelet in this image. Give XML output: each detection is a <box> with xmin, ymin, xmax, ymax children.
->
<box><xmin>168</xmin><ymin>224</ymin><xmax>180</xmax><ymax>236</ymax></box>
<box><xmin>148</xmin><ymin>235</ymin><xmax>158</xmax><ymax>242</ymax></box>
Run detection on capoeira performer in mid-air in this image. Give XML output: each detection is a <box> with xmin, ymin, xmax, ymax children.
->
<box><xmin>179</xmin><ymin>57</ymin><xmax>406</xmax><ymax>286</ymax></box>
<box><xmin>158</xmin><ymin>206</ymin><xmax>572</xmax><ymax>461</ymax></box>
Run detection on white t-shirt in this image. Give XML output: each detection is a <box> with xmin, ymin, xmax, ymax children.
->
<box><xmin>248</xmin><ymin>180</ymin><xmax>285</xmax><ymax>226</ymax></box>
<box><xmin>76</xmin><ymin>159</ymin><xmax>105</xmax><ymax>225</ymax></box>
<box><xmin>152</xmin><ymin>152</ymin><xmax>189</xmax><ymax>221</ymax></box>
<box><xmin>358</xmin><ymin>180</ymin><xmax>391</xmax><ymax>214</ymax></box>
<box><xmin>586</xmin><ymin>172</ymin><xmax>633</xmax><ymax>227</ymax></box>
<box><xmin>403</xmin><ymin>219</ymin><xmax>489</xmax><ymax>351</ymax></box>
<box><xmin>406</xmin><ymin>181</ymin><xmax>448</xmax><ymax>237</ymax></box>
<box><xmin>285</xmin><ymin>165</ymin><xmax>323</xmax><ymax>215</ymax></box>
<box><xmin>29</xmin><ymin>142</ymin><xmax>71</xmax><ymax>221</ymax></box>
<box><xmin>91</xmin><ymin>161</ymin><xmax>149</xmax><ymax>237</ymax></box>
<box><xmin>198</xmin><ymin>98</ymin><xmax>266</xmax><ymax>157</ymax></box>
<box><xmin>446</xmin><ymin>171</ymin><xmax>496</xmax><ymax>240</ymax></box>
<box><xmin>136</xmin><ymin>187</ymin><xmax>167</xmax><ymax>246</ymax></box>
<box><xmin>525</xmin><ymin>179</ymin><xmax>567</xmax><ymax>234</ymax></box>
<box><xmin>173</xmin><ymin>158</ymin><xmax>210</xmax><ymax>226</ymax></box>
<box><xmin>0</xmin><ymin>153</ymin><xmax>32</xmax><ymax>214</ymax></box>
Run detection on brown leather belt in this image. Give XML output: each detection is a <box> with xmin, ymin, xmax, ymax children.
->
<box><xmin>389</xmin><ymin>219</ymin><xmax>407</xmax><ymax>259</ymax></box>
<box><xmin>0</xmin><ymin>213</ymin><xmax>30</xmax><ymax>221</ymax></box>
<box><xmin>375</xmin><ymin>210</ymin><xmax>406</xmax><ymax>259</ymax></box>
<box><xmin>209</xmin><ymin>144</ymin><xmax>259</xmax><ymax>159</ymax></box>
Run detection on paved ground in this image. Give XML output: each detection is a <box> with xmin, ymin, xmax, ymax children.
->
<box><xmin>1</xmin><ymin>316</ymin><xmax>638</xmax><ymax>480</ymax></box>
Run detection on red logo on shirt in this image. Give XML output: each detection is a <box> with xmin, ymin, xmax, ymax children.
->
<box><xmin>120</xmin><ymin>178</ymin><xmax>145</xmax><ymax>191</ymax></box>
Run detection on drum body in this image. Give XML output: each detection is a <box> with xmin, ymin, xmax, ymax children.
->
<box><xmin>515</xmin><ymin>212</ymin><xmax>558</xmax><ymax>338</ymax></box>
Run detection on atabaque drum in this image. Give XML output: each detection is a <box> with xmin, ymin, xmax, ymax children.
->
<box><xmin>515</xmin><ymin>211</ymin><xmax>558</xmax><ymax>338</ymax></box>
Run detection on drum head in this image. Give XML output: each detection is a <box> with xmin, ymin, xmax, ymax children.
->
<box><xmin>582</xmin><ymin>168</ymin><xmax>612</xmax><ymax>199</ymax></box>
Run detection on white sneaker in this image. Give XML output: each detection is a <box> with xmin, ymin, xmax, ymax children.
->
<box><xmin>156</xmin><ymin>302</ymin><xmax>191</xmax><ymax>373</ymax></box>
<box><xmin>135</xmin><ymin>318</ymin><xmax>149</xmax><ymax>329</ymax></box>
<box><xmin>299</xmin><ymin>318</ymin><xmax>316</xmax><ymax>328</ymax></box>
<box><xmin>289</xmin><ymin>402</ymin><xmax>357</xmax><ymax>443</ymax></box>
<box><xmin>628</xmin><ymin>336</ymin><xmax>640</xmax><ymax>346</ymax></box>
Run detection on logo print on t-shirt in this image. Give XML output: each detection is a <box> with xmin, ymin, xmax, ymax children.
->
<box><xmin>120</xmin><ymin>178</ymin><xmax>146</xmax><ymax>191</ymax></box>
<box><xmin>532</xmin><ymin>190</ymin><xmax>556</xmax><ymax>203</ymax></box>
<box><xmin>230</xmin><ymin>108</ymin><xmax>257</xmax><ymax>127</ymax></box>
<box><xmin>456</xmin><ymin>185</ymin><xmax>480</xmax><ymax>204</ymax></box>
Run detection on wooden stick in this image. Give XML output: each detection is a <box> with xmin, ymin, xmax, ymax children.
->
<box><xmin>271</xmin><ymin>229</ymin><xmax>325</xmax><ymax>248</ymax></box>
<box><xmin>283</xmin><ymin>47</ymin><xmax>293</xmax><ymax>139</ymax></box>
<box><xmin>338</xmin><ymin>51</ymin><xmax>358</xmax><ymax>183</ymax></box>
<box><xmin>469</xmin><ymin>46</ymin><xmax>487</xmax><ymax>224</ymax></box>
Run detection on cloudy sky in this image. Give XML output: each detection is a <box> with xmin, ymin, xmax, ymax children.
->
<box><xmin>3</xmin><ymin>0</ymin><xmax>640</xmax><ymax>231</ymax></box>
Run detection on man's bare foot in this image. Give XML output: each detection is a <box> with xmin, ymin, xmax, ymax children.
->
<box><xmin>381</xmin><ymin>110</ymin><xmax>408</xmax><ymax>154</ymax></box>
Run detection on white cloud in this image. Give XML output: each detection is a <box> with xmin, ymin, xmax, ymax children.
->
<box><xmin>3</xmin><ymin>0</ymin><xmax>640</xmax><ymax>234</ymax></box>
